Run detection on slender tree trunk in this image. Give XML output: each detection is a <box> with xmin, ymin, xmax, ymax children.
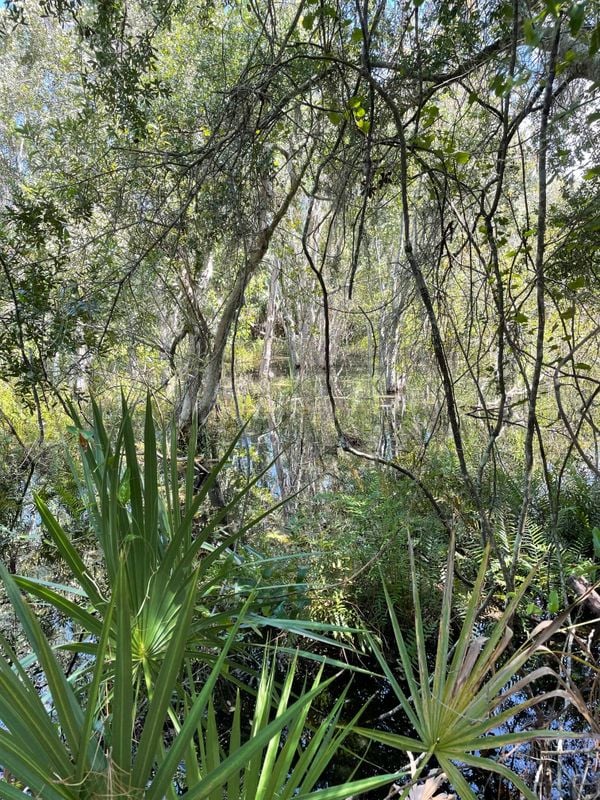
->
<box><xmin>259</xmin><ymin>258</ymin><xmax>281</xmax><ymax>381</ymax></box>
<box><xmin>70</xmin><ymin>309</ymin><xmax>92</xmax><ymax>400</ymax></box>
<box><xmin>280</xmin><ymin>299</ymin><xmax>301</xmax><ymax>377</ymax></box>
<box><xmin>177</xmin><ymin>152</ymin><xmax>313</xmax><ymax>431</ymax></box>
<box><xmin>177</xmin><ymin>330</ymin><xmax>209</xmax><ymax>430</ymax></box>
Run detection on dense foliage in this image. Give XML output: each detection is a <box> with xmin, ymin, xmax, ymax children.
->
<box><xmin>1</xmin><ymin>0</ymin><xmax>600</xmax><ymax>796</ymax></box>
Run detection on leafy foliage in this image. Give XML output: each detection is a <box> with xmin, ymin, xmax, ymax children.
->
<box><xmin>0</xmin><ymin>401</ymin><xmax>406</xmax><ymax>799</ymax></box>
<box><xmin>19</xmin><ymin>396</ymin><xmax>361</xmax><ymax>683</ymax></box>
<box><xmin>290</xmin><ymin>469</ymin><xmax>447</xmax><ymax>635</ymax></box>
<box><xmin>16</xmin><ymin>396</ymin><xmax>271</xmax><ymax>685</ymax></box>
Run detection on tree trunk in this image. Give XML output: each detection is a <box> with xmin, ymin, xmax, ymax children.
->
<box><xmin>177</xmin><ymin>155</ymin><xmax>312</xmax><ymax>431</ymax></box>
<box><xmin>378</xmin><ymin>251</ymin><xmax>408</xmax><ymax>395</ymax></box>
<box><xmin>259</xmin><ymin>258</ymin><xmax>281</xmax><ymax>381</ymax></box>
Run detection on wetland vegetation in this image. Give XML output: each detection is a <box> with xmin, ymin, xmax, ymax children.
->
<box><xmin>0</xmin><ymin>0</ymin><xmax>600</xmax><ymax>796</ymax></box>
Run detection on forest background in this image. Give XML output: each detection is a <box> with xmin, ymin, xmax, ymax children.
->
<box><xmin>0</xmin><ymin>0</ymin><xmax>600</xmax><ymax>797</ymax></box>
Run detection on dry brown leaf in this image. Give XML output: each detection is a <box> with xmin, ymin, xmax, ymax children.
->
<box><xmin>452</xmin><ymin>636</ymin><xmax>487</xmax><ymax>696</ymax></box>
<box><xmin>407</xmin><ymin>772</ymin><xmax>455</xmax><ymax>800</ymax></box>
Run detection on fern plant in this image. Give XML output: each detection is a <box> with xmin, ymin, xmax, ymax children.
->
<box><xmin>462</xmin><ymin>508</ymin><xmax>594</xmax><ymax>609</ymax></box>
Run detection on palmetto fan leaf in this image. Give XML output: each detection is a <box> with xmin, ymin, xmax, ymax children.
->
<box><xmin>188</xmin><ymin>652</ymin><xmax>402</xmax><ymax>800</ymax></box>
<box><xmin>16</xmin><ymin>396</ymin><xmax>241</xmax><ymax>681</ymax></box>
<box><xmin>0</xmin><ymin>560</ymin><xmax>403</xmax><ymax>800</ymax></box>
<box><xmin>14</xmin><ymin>395</ymin><xmax>329</xmax><ymax>688</ymax></box>
<box><xmin>355</xmin><ymin>533</ymin><xmax>592</xmax><ymax>800</ymax></box>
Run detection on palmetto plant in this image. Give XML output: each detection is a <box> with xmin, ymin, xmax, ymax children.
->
<box><xmin>0</xmin><ymin>557</ymin><xmax>232</xmax><ymax>800</ymax></box>
<box><xmin>0</xmin><ymin>561</ymin><xmax>402</xmax><ymax>799</ymax></box>
<box><xmin>15</xmin><ymin>396</ymin><xmax>339</xmax><ymax>690</ymax></box>
<box><xmin>356</xmin><ymin>535</ymin><xmax>592</xmax><ymax>800</ymax></box>
<box><xmin>195</xmin><ymin>651</ymin><xmax>400</xmax><ymax>800</ymax></box>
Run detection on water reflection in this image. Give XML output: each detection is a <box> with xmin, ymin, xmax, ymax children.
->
<box><xmin>222</xmin><ymin>364</ymin><xmax>415</xmax><ymax>502</ymax></box>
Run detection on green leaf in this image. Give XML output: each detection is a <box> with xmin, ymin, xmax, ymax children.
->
<box><xmin>0</xmin><ymin>564</ymin><xmax>84</xmax><ymax>762</ymax></box>
<box><xmin>133</xmin><ymin>568</ymin><xmax>201</xmax><ymax>789</ymax></box>
<box><xmin>0</xmin><ymin>731</ymin><xmax>73</xmax><ymax>800</ymax></box>
<box><xmin>515</xmin><ymin>312</ymin><xmax>529</xmax><ymax>324</ymax></box>
<box><xmin>75</xmin><ymin>592</ymin><xmax>115</xmax><ymax>784</ymax></box>
<box><xmin>574</xmin><ymin>362</ymin><xmax>592</xmax><ymax>371</ymax></box>
<box><xmin>421</xmin><ymin>104</ymin><xmax>440</xmax><ymax>128</ymax></box>
<box><xmin>0</xmin><ymin>648</ymin><xmax>72</xmax><ymax>781</ymax></box>
<box><xmin>13</xmin><ymin>577</ymin><xmax>102</xmax><ymax>636</ymax></box>
<box><xmin>33</xmin><ymin>494</ymin><xmax>104</xmax><ymax>606</ymax></box>
<box><xmin>567</xmin><ymin>275</ymin><xmax>586</xmax><ymax>291</ymax></box>
<box><xmin>320</xmin><ymin>4</ymin><xmax>337</xmax><ymax>18</ymax></box>
<box><xmin>112</xmin><ymin>563</ymin><xmax>133</xmax><ymax>779</ymax></box>
<box><xmin>583</xmin><ymin>166</ymin><xmax>600</xmax><ymax>180</ymax></box>
<box><xmin>555</xmin><ymin>47</ymin><xmax>574</xmax><ymax>76</ymax></box>
<box><xmin>327</xmin><ymin>111</ymin><xmax>343</xmax><ymax>124</ymax></box>
<box><xmin>353</xmin><ymin>726</ymin><xmax>427</xmax><ymax>753</ymax></box>
<box><xmin>295</xmin><ymin>773</ymin><xmax>404</xmax><ymax>800</ymax></box>
<box><xmin>438</xmin><ymin>759</ymin><xmax>478</xmax><ymax>800</ymax></box>
<box><xmin>589</xmin><ymin>22</ymin><xmax>600</xmax><ymax>56</ymax></box>
<box><xmin>548</xmin><ymin>589</ymin><xmax>560</xmax><ymax>614</ymax></box>
<box><xmin>186</xmin><ymin>675</ymin><xmax>337</xmax><ymax>800</ymax></box>
<box><xmin>451</xmin><ymin>753</ymin><xmax>538</xmax><ymax>800</ymax></box>
<box><xmin>544</xmin><ymin>0</ymin><xmax>562</xmax><ymax>17</ymax></box>
<box><xmin>593</xmin><ymin>527</ymin><xmax>600</xmax><ymax>559</ymax></box>
<box><xmin>490</xmin><ymin>73</ymin><xmax>507</xmax><ymax>96</ymax></box>
<box><xmin>569</xmin><ymin>3</ymin><xmax>585</xmax><ymax>35</ymax></box>
<box><xmin>118</xmin><ymin>467</ymin><xmax>131</xmax><ymax>504</ymax></box>
<box><xmin>144</xmin><ymin>393</ymin><xmax>159</xmax><ymax>557</ymax></box>
<box><xmin>302</xmin><ymin>14</ymin><xmax>315</xmax><ymax>29</ymax></box>
<box><xmin>560</xmin><ymin>306</ymin><xmax>575</xmax><ymax>320</ymax></box>
<box><xmin>453</xmin><ymin>150</ymin><xmax>471</xmax><ymax>164</ymax></box>
<box><xmin>413</xmin><ymin>133</ymin><xmax>435</xmax><ymax>148</ymax></box>
<box><xmin>350</xmin><ymin>27</ymin><xmax>362</xmax><ymax>42</ymax></box>
<box><xmin>523</xmin><ymin>18</ymin><xmax>541</xmax><ymax>47</ymax></box>
<box><xmin>122</xmin><ymin>397</ymin><xmax>144</xmax><ymax>554</ymax></box>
